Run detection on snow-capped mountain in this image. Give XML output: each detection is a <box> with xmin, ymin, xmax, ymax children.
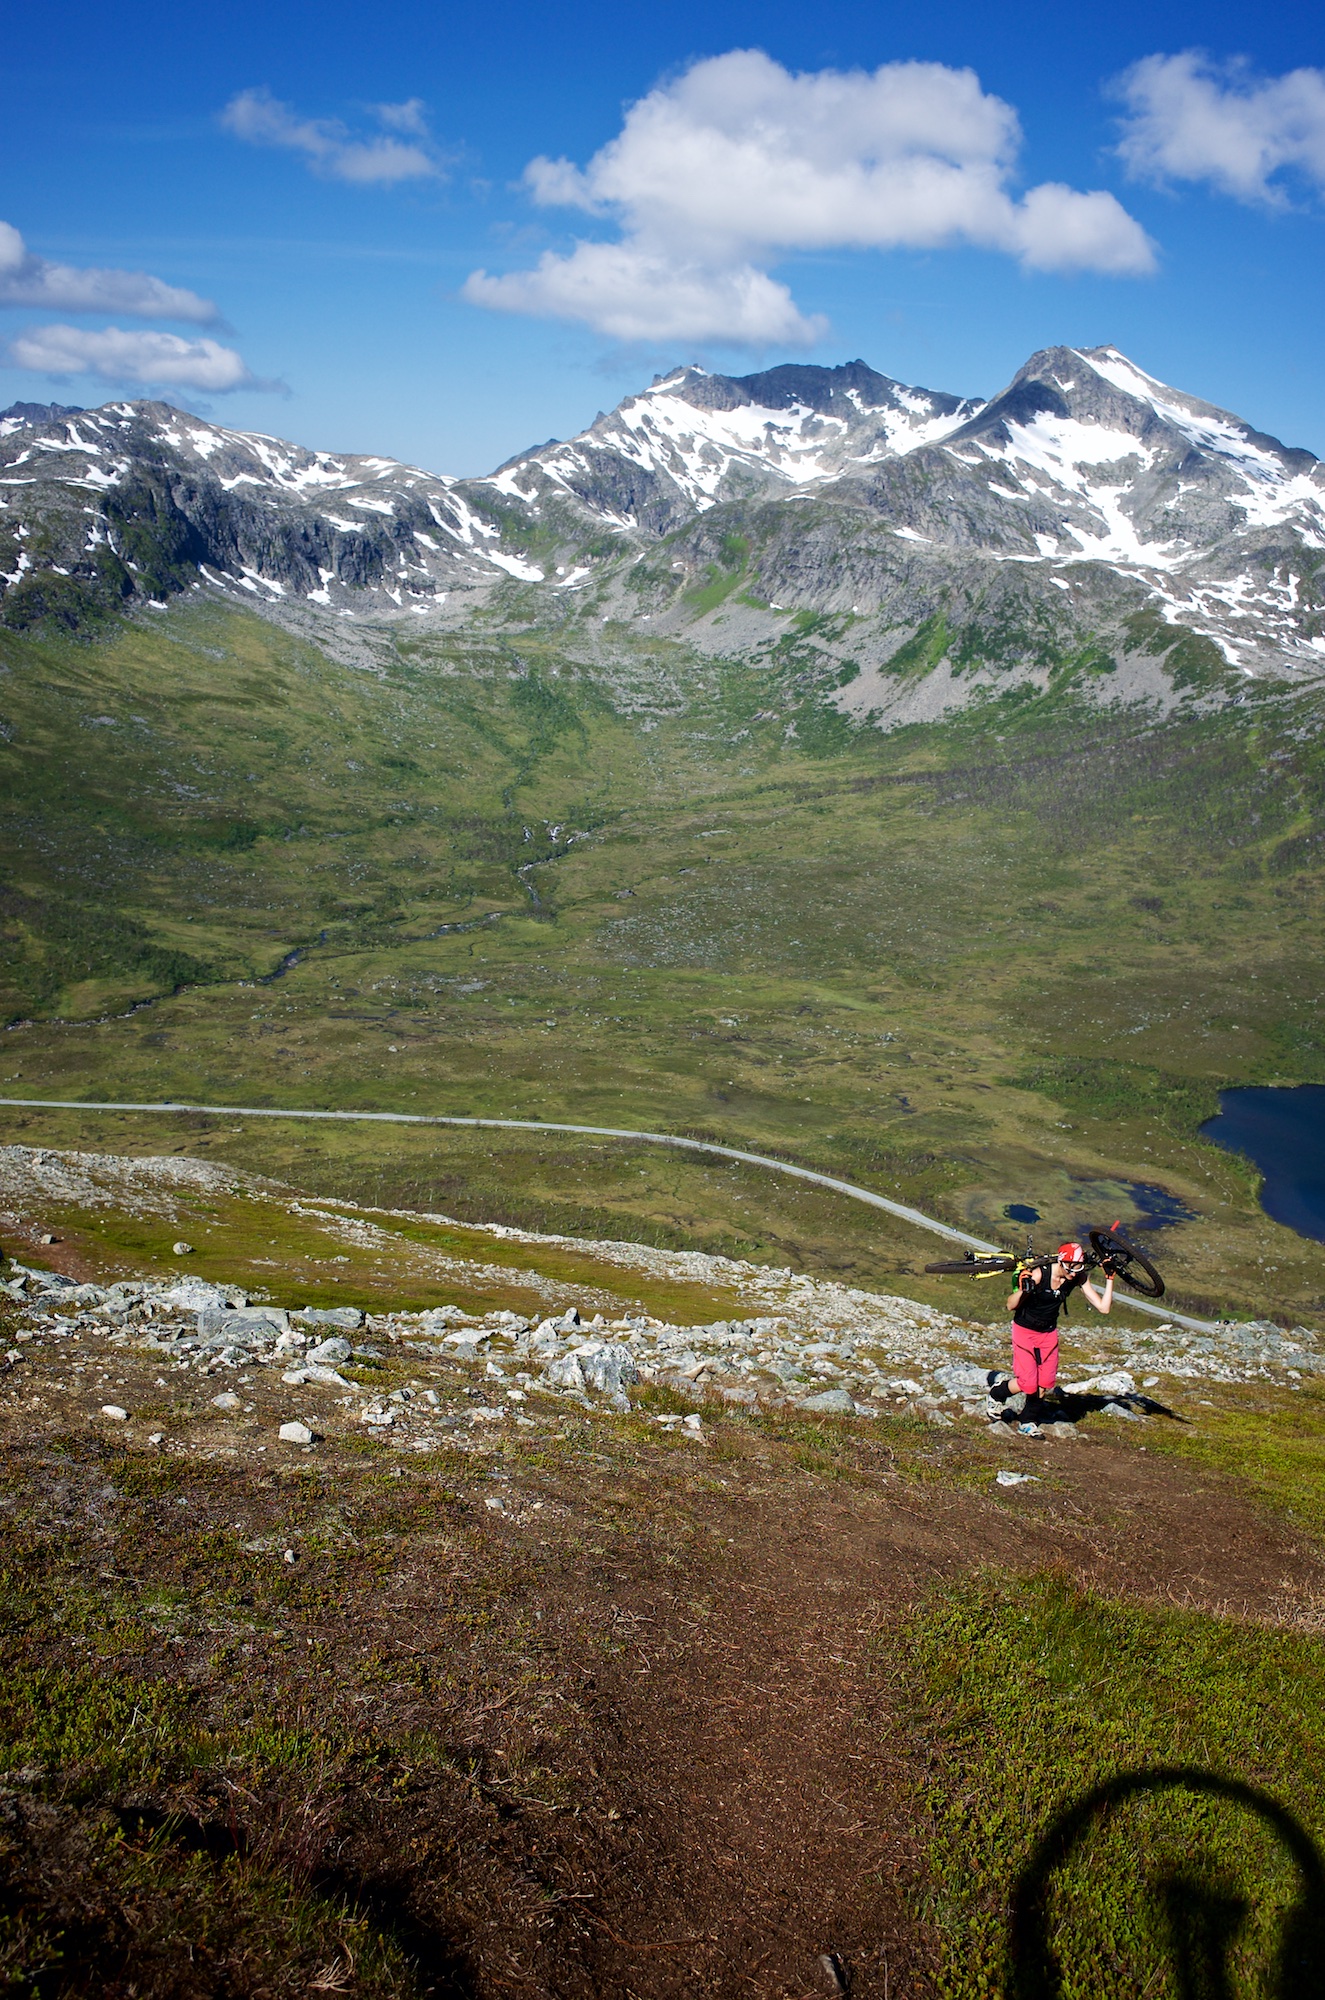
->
<box><xmin>482</xmin><ymin>360</ymin><xmax>981</xmax><ymax>531</ymax></box>
<box><xmin>0</xmin><ymin>401</ymin><xmax>541</xmax><ymax>624</ymax></box>
<box><xmin>1</xmin><ymin>346</ymin><xmax>1322</xmax><ymax>695</ymax></box>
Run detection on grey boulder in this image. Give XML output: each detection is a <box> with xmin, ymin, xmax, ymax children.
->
<box><xmin>297</xmin><ymin>1307</ymin><xmax>363</xmax><ymax>1331</ymax></box>
<box><xmin>571</xmin><ymin>1340</ymin><xmax>639</xmax><ymax>1396</ymax></box>
<box><xmin>197</xmin><ymin>1305</ymin><xmax>289</xmax><ymax>1344</ymax></box>
<box><xmin>796</xmin><ymin>1388</ymin><xmax>857</xmax><ymax>1416</ymax></box>
<box><xmin>305</xmin><ymin>1336</ymin><xmax>353</xmax><ymax>1366</ymax></box>
<box><xmin>933</xmin><ymin>1363</ymin><xmax>993</xmax><ymax>1396</ymax></box>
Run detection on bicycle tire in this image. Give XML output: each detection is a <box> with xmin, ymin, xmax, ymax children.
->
<box><xmin>925</xmin><ymin>1256</ymin><xmax>1016</xmax><ymax>1276</ymax></box>
<box><xmin>1088</xmin><ymin>1227</ymin><xmax>1165</xmax><ymax>1299</ymax></box>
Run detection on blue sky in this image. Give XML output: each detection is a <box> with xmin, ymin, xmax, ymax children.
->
<box><xmin>5</xmin><ymin>0</ymin><xmax>1325</xmax><ymax>473</ymax></box>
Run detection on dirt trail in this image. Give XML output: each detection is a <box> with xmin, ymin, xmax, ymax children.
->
<box><xmin>482</xmin><ymin>1438</ymin><xmax>1325</xmax><ymax>1999</ymax></box>
<box><xmin>1</xmin><ymin>1276</ymin><xmax>1320</xmax><ymax>1998</ymax></box>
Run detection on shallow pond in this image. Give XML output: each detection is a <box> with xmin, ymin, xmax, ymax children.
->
<box><xmin>1201</xmin><ymin>1084</ymin><xmax>1325</xmax><ymax>1243</ymax></box>
<box><xmin>1001</xmin><ymin>1179</ymin><xmax>1196</xmax><ymax>1236</ymax></box>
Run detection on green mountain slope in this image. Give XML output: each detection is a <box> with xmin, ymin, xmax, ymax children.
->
<box><xmin>2</xmin><ymin>599</ymin><xmax>1324</xmax><ymax>1325</ymax></box>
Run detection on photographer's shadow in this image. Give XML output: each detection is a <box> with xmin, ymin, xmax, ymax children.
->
<box><xmin>1006</xmin><ymin>1769</ymin><xmax>1325</xmax><ymax>1999</ymax></box>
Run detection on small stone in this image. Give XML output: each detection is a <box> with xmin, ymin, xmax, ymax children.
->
<box><xmin>211</xmin><ymin>1391</ymin><xmax>241</xmax><ymax>1410</ymax></box>
<box><xmin>39</xmin><ymin>1233</ymin><xmax>57</xmax><ymax>1246</ymax></box>
<box><xmin>148</xmin><ymin>1431</ymin><xmax>164</xmax><ymax>1445</ymax></box>
<box><xmin>996</xmin><ymin>1469</ymin><xmax>1038</xmax><ymax>1487</ymax></box>
<box><xmin>484</xmin><ymin>1495</ymin><xmax>505</xmax><ymax>1510</ymax></box>
<box><xmin>278</xmin><ymin>1420</ymin><xmax>315</xmax><ymax>1445</ymax></box>
<box><xmin>282</xmin><ymin>1548</ymin><xmax>296</xmax><ymax>1563</ymax></box>
<box><xmin>100</xmin><ymin>1404</ymin><xmax>128</xmax><ymax>1421</ymax></box>
<box><xmin>172</xmin><ymin>1242</ymin><xmax>193</xmax><ymax>1256</ymax></box>
<box><xmin>682</xmin><ymin>1413</ymin><xmax>703</xmax><ymax>1432</ymax></box>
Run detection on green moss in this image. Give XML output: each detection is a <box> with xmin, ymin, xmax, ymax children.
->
<box><xmin>885</xmin><ymin>612</ymin><xmax>953</xmax><ymax>677</ymax></box>
<box><xmin>908</xmin><ymin>1571</ymin><xmax>1325</xmax><ymax>1997</ymax></box>
<box><xmin>1144</xmin><ymin>1385</ymin><xmax>1325</xmax><ymax>1536</ymax></box>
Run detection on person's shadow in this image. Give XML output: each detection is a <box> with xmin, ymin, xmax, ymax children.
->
<box><xmin>987</xmin><ymin>1376</ymin><xmax>1183</xmax><ymax>1430</ymax></box>
<box><xmin>1006</xmin><ymin>1769</ymin><xmax>1325</xmax><ymax>1998</ymax></box>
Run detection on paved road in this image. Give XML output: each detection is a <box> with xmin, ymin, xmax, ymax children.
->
<box><xmin>0</xmin><ymin>1096</ymin><xmax>1220</xmax><ymax>1334</ymax></box>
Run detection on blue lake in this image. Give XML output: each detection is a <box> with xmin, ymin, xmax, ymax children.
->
<box><xmin>1201</xmin><ymin>1084</ymin><xmax>1325</xmax><ymax>1243</ymax></box>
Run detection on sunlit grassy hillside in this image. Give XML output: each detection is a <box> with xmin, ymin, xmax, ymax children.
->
<box><xmin>2</xmin><ymin>599</ymin><xmax>1324</xmax><ymax>1324</ymax></box>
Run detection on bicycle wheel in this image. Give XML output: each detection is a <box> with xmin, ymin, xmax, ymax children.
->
<box><xmin>1088</xmin><ymin>1227</ymin><xmax>1165</xmax><ymax>1299</ymax></box>
<box><xmin>925</xmin><ymin>1255</ymin><xmax>1016</xmax><ymax>1276</ymax></box>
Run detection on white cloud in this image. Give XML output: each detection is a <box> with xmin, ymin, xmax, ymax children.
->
<box><xmin>1116</xmin><ymin>52</ymin><xmax>1325</xmax><ymax>205</ymax></box>
<box><xmin>221</xmin><ymin>88</ymin><xmax>441</xmax><ymax>185</ymax></box>
<box><xmin>466</xmin><ymin>243</ymin><xmax>825</xmax><ymax>345</ymax></box>
<box><xmin>7</xmin><ymin>324</ymin><xmax>275</xmax><ymax>392</ymax></box>
<box><xmin>465</xmin><ymin>49</ymin><xmax>1154</xmax><ymax>345</ymax></box>
<box><xmin>373</xmin><ymin>98</ymin><xmax>430</xmax><ymax>138</ymax></box>
<box><xmin>0</xmin><ymin>220</ymin><xmax>219</xmax><ymax>321</ymax></box>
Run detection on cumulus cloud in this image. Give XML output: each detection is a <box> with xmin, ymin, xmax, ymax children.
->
<box><xmin>1116</xmin><ymin>52</ymin><xmax>1325</xmax><ymax>205</ymax></box>
<box><xmin>466</xmin><ymin>243</ymin><xmax>825</xmax><ymax>345</ymax></box>
<box><xmin>0</xmin><ymin>219</ymin><xmax>219</xmax><ymax>321</ymax></box>
<box><xmin>221</xmin><ymin>88</ymin><xmax>442</xmax><ymax>184</ymax></box>
<box><xmin>7</xmin><ymin>324</ymin><xmax>277</xmax><ymax>392</ymax></box>
<box><xmin>465</xmin><ymin>50</ymin><xmax>1154</xmax><ymax>344</ymax></box>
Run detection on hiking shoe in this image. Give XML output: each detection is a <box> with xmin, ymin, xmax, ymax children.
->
<box><xmin>1018</xmin><ymin>1420</ymin><xmax>1044</xmax><ymax>1439</ymax></box>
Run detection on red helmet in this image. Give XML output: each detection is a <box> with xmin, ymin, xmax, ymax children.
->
<box><xmin>1057</xmin><ymin>1242</ymin><xmax>1084</xmax><ymax>1266</ymax></box>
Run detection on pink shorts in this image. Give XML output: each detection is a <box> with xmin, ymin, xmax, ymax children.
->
<box><xmin>1011</xmin><ymin>1325</ymin><xmax>1059</xmax><ymax>1395</ymax></box>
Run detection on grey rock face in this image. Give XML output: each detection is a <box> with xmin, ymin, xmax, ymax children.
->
<box><xmin>0</xmin><ymin>401</ymin><xmax>84</xmax><ymax>433</ymax></box>
<box><xmin>933</xmin><ymin>1363</ymin><xmax>993</xmax><ymax>1396</ymax></box>
<box><xmin>0</xmin><ymin>402</ymin><xmax>533</xmax><ymax>625</ymax></box>
<box><xmin>296</xmin><ymin>1307</ymin><xmax>363</xmax><ymax>1330</ymax></box>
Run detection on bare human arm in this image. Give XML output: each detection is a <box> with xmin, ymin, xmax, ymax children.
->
<box><xmin>1081</xmin><ymin>1272</ymin><xmax>1115</xmax><ymax>1313</ymax></box>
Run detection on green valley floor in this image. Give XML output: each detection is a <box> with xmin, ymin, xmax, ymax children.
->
<box><xmin>2</xmin><ymin>599</ymin><xmax>1324</xmax><ymax>1329</ymax></box>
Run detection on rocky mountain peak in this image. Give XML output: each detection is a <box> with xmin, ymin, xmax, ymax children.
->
<box><xmin>0</xmin><ymin>399</ymin><xmax>86</xmax><ymax>437</ymax></box>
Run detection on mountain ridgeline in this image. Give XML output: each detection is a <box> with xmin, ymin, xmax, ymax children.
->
<box><xmin>2</xmin><ymin>344</ymin><xmax>1324</xmax><ymax>721</ymax></box>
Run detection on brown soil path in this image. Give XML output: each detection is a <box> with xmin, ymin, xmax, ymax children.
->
<box><xmin>2</xmin><ymin>1312</ymin><xmax>1321</xmax><ymax>1998</ymax></box>
<box><xmin>453</xmin><ymin>1435</ymin><xmax>1325</xmax><ymax>1999</ymax></box>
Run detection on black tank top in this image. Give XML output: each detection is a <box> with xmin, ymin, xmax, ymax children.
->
<box><xmin>1013</xmin><ymin>1266</ymin><xmax>1083</xmax><ymax>1334</ymax></box>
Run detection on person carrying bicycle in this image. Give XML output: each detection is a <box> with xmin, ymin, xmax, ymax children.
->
<box><xmin>1003</xmin><ymin>1242</ymin><xmax>1113</xmax><ymax>1416</ymax></box>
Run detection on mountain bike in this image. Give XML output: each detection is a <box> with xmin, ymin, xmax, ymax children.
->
<box><xmin>923</xmin><ymin>1221</ymin><xmax>1165</xmax><ymax>1298</ymax></box>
